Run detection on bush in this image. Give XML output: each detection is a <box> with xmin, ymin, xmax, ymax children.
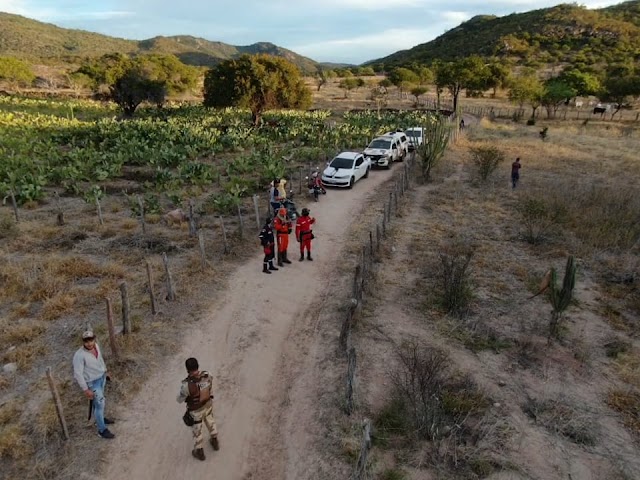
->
<box><xmin>439</xmin><ymin>241</ymin><xmax>474</xmax><ymax>317</ymax></box>
<box><xmin>527</xmin><ymin>118</ymin><xmax>536</xmax><ymax>126</ymax></box>
<box><xmin>470</xmin><ymin>145</ymin><xmax>505</xmax><ymax>181</ymax></box>
<box><xmin>523</xmin><ymin>396</ymin><xmax>598</xmax><ymax>446</ymax></box>
<box><xmin>515</xmin><ymin>194</ymin><xmax>567</xmax><ymax>245</ymax></box>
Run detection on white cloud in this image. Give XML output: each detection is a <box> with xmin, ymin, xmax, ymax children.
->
<box><xmin>441</xmin><ymin>11</ymin><xmax>470</xmax><ymax>23</ymax></box>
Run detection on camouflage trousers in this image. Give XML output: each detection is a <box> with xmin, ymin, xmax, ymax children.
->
<box><xmin>190</xmin><ymin>401</ymin><xmax>218</xmax><ymax>450</ymax></box>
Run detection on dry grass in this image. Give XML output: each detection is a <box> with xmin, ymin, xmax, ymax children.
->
<box><xmin>0</xmin><ymin>424</ymin><xmax>32</xmax><ymax>460</ymax></box>
<box><xmin>40</xmin><ymin>292</ymin><xmax>76</xmax><ymax>321</ymax></box>
<box><xmin>0</xmin><ymin>400</ymin><xmax>20</xmax><ymax>426</ymax></box>
<box><xmin>614</xmin><ymin>350</ymin><xmax>640</xmax><ymax>390</ymax></box>
<box><xmin>607</xmin><ymin>390</ymin><xmax>640</xmax><ymax>437</ymax></box>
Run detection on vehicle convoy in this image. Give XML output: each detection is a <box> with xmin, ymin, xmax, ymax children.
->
<box><xmin>321</xmin><ymin>152</ymin><xmax>371</xmax><ymax>188</ymax></box>
<box><xmin>363</xmin><ymin>135</ymin><xmax>403</xmax><ymax>168</ymax></box>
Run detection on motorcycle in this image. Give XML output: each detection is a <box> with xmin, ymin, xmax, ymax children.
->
<box><xmin>278</xmin><ymin>190</ymin><xmax>298</xmax><ymax>220</ymax></box>
<box><xmin>306</xmin><ymin>173</ymin><xmax>327</xmax><ymax>202</ymax></box>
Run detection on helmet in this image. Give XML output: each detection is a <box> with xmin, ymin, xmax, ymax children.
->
<box><xmin>301</xmin><ymin>208</ymin><xmax>310</xmax><ymax>216</ymax></box>
<box><xmin>278</xmin><ymin>207</ymin><xmax>287</xmax><ymax>216</ymax></box>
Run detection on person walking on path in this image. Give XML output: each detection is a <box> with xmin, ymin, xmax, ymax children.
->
<box><xmin>177</xmin><ymin>357</ymin><xmax>219</xmax><ymax>461</ymax></box>
<box><xmin>72</xmin><ymin>330</ymin><xmax>115</xmax><ymax>439</ymax></box>
<box><xmin>269</xmin><ymin>178</ymin><xmax>283</xmax><ymax>215</ymax></box>
<box><xmin>258</xmin><ymin>217</ymin><xmax>279</xmax><ymax>274</ymax></box>
<box><xmin>511</xmin><ymin>157</ymin><xmax>522</xmax><ymax>189</ymax></box>
<box><xmin>295</xmin><ymin>207</ymin><xmax>316</xmax><ymax>261</ymax></box>
<box><xmin>273</xmin><ymin>207</ymin><xmax>293</xmax><ymax>266</ymax></box>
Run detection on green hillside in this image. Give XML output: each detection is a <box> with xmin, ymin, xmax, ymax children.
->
<box><xmin>367</xmin><ymin>2</ymin><xmax>640</xmax><ymax>68</ymax></box>
<box><xmin>0</xmin><ymin>12</ymin><xmax>319</xmax><ymax>73</ymax></box>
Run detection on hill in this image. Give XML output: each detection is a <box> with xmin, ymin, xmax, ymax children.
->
<box><xmin>0</xmin><ymin>12</ymin><xmax>319</xmax><ymax>73</ymax></box>
<box><xmin>367</xmin><ymin>1</ymin><xmax>640</xmax><ymax>68</ymax></box>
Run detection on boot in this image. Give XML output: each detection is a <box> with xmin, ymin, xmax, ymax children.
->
<box><xmin>263</xmin><ymin>263</ymin><xmax>271</xmax><ymax>274</ymax></box>
<box><xmin>210</xmin><ymin>436</ymin><xmax>220</xmax><ymax>451</ymax></box>
<box><xmin>192</xmin><ymin>448</ymin><xmax>205</xmax><ymax>461</ymax></box>
<box><xmin>268</xmin><ymin>260</ymin><xmax>279</xmax><ymax>271</ymax></box>
<box><xmin>307</xmin><ymin>251</ymin><xmax>313</xmax><ymax>261</ymax></box>
<box><xmin>277</xmin><ymin>252</ymin><xmax>284</xmax><ymax>267</ymax></box>
<box><xmin>282</xmin><ymin>251</ymin><xmax>292</xmax><ymax>264</ymax></box>
<box><xmin>299</xmin><ymin>253</ymin><xmax>305</xmax><ymax>261</ymax></box>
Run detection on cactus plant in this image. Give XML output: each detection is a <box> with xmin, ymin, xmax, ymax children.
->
<box><xmin>416</xmin><ymin>115</ymin><xmax>449</xmax><ymax>182</ymax></box>
<box><xmin>548</xmin><ymin>256</ymin><xmax>577</xmax><ymax>340</ymax></box>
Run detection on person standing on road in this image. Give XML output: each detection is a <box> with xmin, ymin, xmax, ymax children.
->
<box><xmin>274</xmin><ymin>207</ymin><xmax>293</xmax><ymax>266</ymax></box>
<box><xmin>269</xmin><ymin>178</ymin><xmax>283</xmax><ymax>215</ymax></box>
<box><xmin>177</xmin><ymin>357</ymin><xmax>219</xmax><ymax>461</ymax></box>
<box><xmin>295</xmin><ymin>207</ymin><xmax>316</xmax><ymax>261</ymax></box>
<box><xmin>511</xmin><ymin>157</ymin><xmax>522</xmax><ymax>189</ymax></box>
<box><xmin>72</xmin><ymin>330</ymin><xmax>115</xmax><ymax>439</ymax></box>
<box><xmin>258</xmin><ymin>217</ymin><xmax>279</xmax><ymax>274</ymax></box>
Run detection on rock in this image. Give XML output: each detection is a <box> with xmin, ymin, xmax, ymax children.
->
<box><xmin>3</xmin><ymin>363</ymin><xmax>18</xmax><ymax>374</ymax></box>
<box><xmin>493</xmin><ymin>402</ymin><xmax>501</xmax><ymax>408</ymax></box>
<box><xmin>498</xmin><ymin>380</ymin><xmax>507</xmax><ymax>387</ymax></box>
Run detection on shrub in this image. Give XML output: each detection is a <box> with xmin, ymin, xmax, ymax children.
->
<box><xmin>523</xmin><ymin>396</ymin><xmax>598</xmax><ymax>446</ymax></box>
<box><xmin>438</xmin><ymin>241</ymin><xmax>474</xmax><ymax>318</ymax></box>
<box><xmin>515</xmin><ymin>194</ymin><xmax>567</xmax><ymax>245</ymax></box>
<box><xmin>470</xmin><ymin>145</ymin><xmax>505</xmax><ymax>181</ymax></box>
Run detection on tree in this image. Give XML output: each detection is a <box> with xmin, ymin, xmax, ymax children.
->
<box><xmin>338</xmin><ymin>77</ymin><xmax>359</xmax><ymax>98</ymax></box>
<box><xmin>203</xmin><ymin>54</ymin><xmax>311</xmax><ymax>126</ymax></box>
<box><xmin>601</xmin><ymin>73</ymin><xmax>640</xmax><ymax>118</ymax></box>
<box><xmin>388</xmin><ymin>67</ymin><xmax>419</xmax><ymax>98</ymax></box>
<box><xmin>315</xmin><ymin>69</ymin><xmax>335</xmax><ymax>91</ymax></box>
<box><xmin>541</xmin><ymin>80</ymin><xmax>576</xmax><ymax>118</ymax></box>
<box><xmin>436</xmin><ymin>57</ymin><xmax>488</xmax><ymax>112</ymax></box>
<box><xmin>110</xmin><ymin>67</ymin><xmax>167</xmax><ymax>117</ymax></box>
<box><xmin>557</xmin><ymin>68</ymin><xmax>601</xmax><ymax>97</ymax></box>
<box><xmin>508</xmin><ymin>75</ymin><xmax>544</xmax><ymax>119</ymax></box>
<box><xmin>378</xmin><ymin>78</ymin><xmax>392</xmax><ymax>91</ymax></box>
<box><xmin>415</xmin><ymin>66</ymin><xmax>434</xmax><ymax>86</ymax></box>
<box><xmin>0</xmin><ymin>56</ymin><xmax>35</xmax><ymax>89</ymax></box>
<box><xmin>410</xmin><ymin>86</ymin><xmax>428</xmax><ymax>107</ymax></box>
<box><xmin>486</xmin><ymin>62</ymin><xmax>511</xmax><ymax>98</ymax></box>
<box><xmin>369</xmin><ymin>86</ymin><xmax>388</xmax><ymax>117</ymax></box>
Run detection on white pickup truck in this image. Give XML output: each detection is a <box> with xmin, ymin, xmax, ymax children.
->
<box><xmin>363</xmin><ymin>135</ymin><xmax>403</xmax><ymax>168</ymax></box>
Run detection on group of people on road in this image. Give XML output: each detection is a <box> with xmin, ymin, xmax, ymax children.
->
<box><xmin>73</xmin><ymin>332</ymin><xmax>220</xmax><ymax>461</ymax></box>
<box><xmin>259</xmin><ymin>205</ymin><xmax>316</xmax><ymax>273</ymax></box>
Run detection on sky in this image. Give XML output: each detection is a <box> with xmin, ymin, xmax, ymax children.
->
<box><xmin>0</xmin><ymin>0</ymin><xmax>625</xmax><ymax>64</ymax></box>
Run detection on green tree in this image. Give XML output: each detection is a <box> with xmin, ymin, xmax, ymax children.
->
<box><xmin>415</xmin><ymin>66</ymin><xmax>434</xmax><ymax>86</ymax></box>
<box><xmin>436</xmin><ymin>56</ymin><xmax>488</xmax><ymax>111</ymax></box>
<box><xmin>486</xmin><ymin>62</ymin><xmax>511</xmax><ymax>97</ymax></box>
<box><xmin>110</xmin><ymin>67</ymin><xmax>167</xmax><ymax>117</ymax></box>
<box><xmin>338</xmin><ymin>77</ymin><xmax>360</xmax><ymax>98</ymax></box>
<box><xmin>203</xmin><ymin>54</ymin><xmax>311</xmax><ymax>126</ymax></box>
<box><xmin>541</xmin><ymin>79</ymin><xmax>576</xmax><ymax>118</ymax></box>
<box><xmin>0</xmin><ymin>56</ymin><xmax>35</xmax><ymax>88</ymax></box>
<box><xmin>508</xmin><ymin>75</ymin><xmax>544</xmax><ymax>118</ymax></box>
<box><xmin>411</xmin><ymin>86</ymin><xmax>429</xmax><ymax>106</ymax></box>
<box><xmin>388</xmin><ymin>67</ymin><xmax>419</xmax><ymax>87</ymax></box>
<box><xmin>557</xmin><ymin>68</ymin><xmax>601</xmax><ymax>97</ymax></box>
<box><xmin>315</xmin><ymin>68</ymin><xmax>336</xmax><ymax>91</ymax></box>
<box><xmin>601</xmin><ymin>71</ymin><xmax>640</xmax><ymax>118</ymax></box>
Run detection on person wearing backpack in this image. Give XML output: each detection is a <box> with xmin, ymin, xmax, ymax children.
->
<box><xmin>177</xmin><ymin>357</ymin><xmax>219</xmax><ymax>461</ymax></box>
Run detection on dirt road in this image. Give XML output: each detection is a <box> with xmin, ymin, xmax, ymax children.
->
<box><xmin>101</xmin><ymin>166</ymin><xmax>396</xmax><ymax>480</ymax></box>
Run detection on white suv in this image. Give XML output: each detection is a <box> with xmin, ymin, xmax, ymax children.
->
<box><xmin>383</xmin><ymin>130</ymin><xmax>409</xmax><ymax>159</ymax></box>
<box><xmin>405</xmin><ymin>127</ymin><xmax>424</xmax><ymax>152</ymax></box>
<box><xmin>363</xmin><ymin>135</ymin><xmax>402</xmax><ymax>168</ymax></box>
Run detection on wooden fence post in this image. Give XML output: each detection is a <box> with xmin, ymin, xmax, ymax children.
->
<box><xmin>353</xmin><ymin>265</ymin><xmax>361</xmax><ymax>300</ymax></box>
<box><xmin>10</xmin><ymin>190</ymin><xmax>19</xmax><ymax>223</ymax></box>
<box><xmin>299</xmin><ymin>166</ymin><xmax>303</xmax><ymax>195</ymax></box>
<box><xmin>345</xmin><ymin>347</ymin><xmax>357</xmax><ymax>415</ymax></box>
<box><xmin>369</xmin><ymin>231</ymin><xmax>374</xmax><ymax>256</ymax></box>
<box><xmin>119</xmin><ymin>282</ymin><xmax>131</xmax><ymax>335</ymax></box>
<box><xmin>382</xmin><ymin>207</ymin><xmax>387</xmax><ymax>237</ymax></box>
<box><xmin>253</xmin><ymin>194</ymin><xmax>261</xmax><ymax>229</ymax></box>
<box><xmin>219</xmin><ymin>216</ymin><xmax>229</xmax><ymax>254</ymax></box>
<box><xmin>137</xmin><ymin>195</ymin><xmax>146</xmax><ymax>235</ymax></box>
<box><xmin>236</xmin><ymin>204</ymin><xmax>244</xmax><ymax>239</ymax></box>
<box><xmin>376</xmin><ymin>223</ymin><xmax>381</xmax><ymax>251</ymax></box>
<box><xmin>352</xmin><ymin>419</ymin><xmax>372</xmax><ymax>480</ymax></box>
<box><xmin>46</xmin><ymin>367</ymin><xmax>69</xmax><ymax>440</ymax></box>
<box><xmin>145</xmin><ymin>260</ymin><xmax>157</xmax><ymax>315</ymax></box>
<box><xmin>188</xmin><ymin>199</ymin><xmax>197</xmax><ymax>237</ymax></box>
<box><xmin>162</xmin><ymin>253</ymin><xmax>176</xmax><ymax>301</ymax></box>
<box><xmin>105</xmin><ymin>298</ymin><xmax>119</xmax><ymax>359</ymax></box>
<box><xmin>198</xmin><ymin>231</ymin><xmax>206</xmax><ymax>270</ymax></box>
<box><xmin>96</xmin><ymin>198</ymin><xmax>104</xmax><ymax>226</ymax></box>
<box><xmin>54</xmin><ymin>191</ymin><xmax>64</xmax><ymax>226</ymax></box>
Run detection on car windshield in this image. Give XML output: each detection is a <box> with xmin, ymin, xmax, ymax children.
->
<box><xmin>368</xmin><ymin>139</ymin><xmax>391</xmax><ymax>149</ymax></box>
<box><xmin>329</xmin><ymin>157</ymin><xmax>355</xmax><ymax>169</ymax></box>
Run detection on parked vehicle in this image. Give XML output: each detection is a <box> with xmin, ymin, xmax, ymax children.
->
<box><xmin>383</xmin><ymin>130</ymin><xmax>409</xmax><ymax>158</ymax></box>
<box><xmin>321</xmin><ymin>152</ymin><xmax>371</xmax><ymax>188</ymax></box>
<box><xmin>405</xmin><ymin>127</ymin><xmax>424</xmax><ymax>152</ymax></box>
<box><xmin>363</xmin><ymin>135</ymin><xmax>402</xmax><ymax>168</ymax></box>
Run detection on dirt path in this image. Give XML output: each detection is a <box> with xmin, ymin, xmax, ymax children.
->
<box><xmin>100</xmin><ymin>167</ymin><xmax>396</xmax><ymax>480</ymax></box>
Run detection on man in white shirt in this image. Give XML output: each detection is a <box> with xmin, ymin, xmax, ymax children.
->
<box><xmin>72</xmin><ymin>330</ymin><xmax>115</xmax><ymax>439</ymax></box>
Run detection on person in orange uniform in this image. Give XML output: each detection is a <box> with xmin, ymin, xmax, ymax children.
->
<box><xmin>273</xmin><ymin>207</ymin><xmax>293</xmax><ymax>266</ymax></box>
<box><xmin>295</xmin><ymin>207</ymin><xmax>316</xmax><ymax>261</ymax></box>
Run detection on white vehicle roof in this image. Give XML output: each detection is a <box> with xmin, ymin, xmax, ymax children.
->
<box><xmin>405</xmin><ymin>127</ymin><xmax>424</xmax><ymax>133</ymax></box>
<box><xmin>333</xmin><ymin>151</ymin><xmax>362</xmax><ymax>160</ymax></box>
<box><xmin>370</xmin><ymin>135</ymin><xmax>394</xmax><ymax>142</ymax></box>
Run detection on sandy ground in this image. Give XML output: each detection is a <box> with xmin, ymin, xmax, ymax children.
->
<box><xmin>99</xmin><ymin>166</ymin><xmax>396</xmax><ymax>480</ymax></box>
